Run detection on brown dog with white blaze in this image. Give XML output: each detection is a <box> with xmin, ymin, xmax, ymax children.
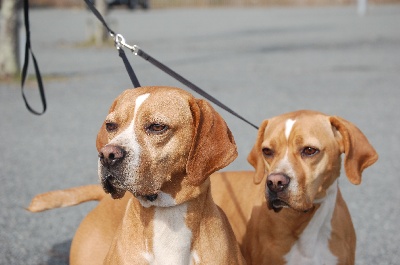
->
<box><xmin>211</xmin><ymin>110</ymin><xmax>378</xmax><ymax>265</ymax></box>
<box><xmin>29</xmin><ymin>109</ymin><xmax>377</xmax><ymax>265</ymax></box>
<box><xmin>29</xmin><ymin>86</ymin><xmax>245</xmax><ymax>265</ymax></box>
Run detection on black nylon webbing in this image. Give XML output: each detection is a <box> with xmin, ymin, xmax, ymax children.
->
<box><xmin>136</xmin><ymin>49</ymin><xmax>259</xmax><ymax>129</ymax></box>
<box><xmin>21</xmin><ymin>0</ymin><xmax>47</xmax><ymax>115</ymax></box>
<box><xmin>84</xmin><ymin>0</ymin><xmax>258</xmax><ymax>129</ymax></box>
<box><xmin>118</xmin><ymin>48</ymin><xmax>141</xmax><ymax>88</ymax></box>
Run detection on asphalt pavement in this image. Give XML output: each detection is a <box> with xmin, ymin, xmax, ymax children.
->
<box><xmin>1</xmin><ymin>4</ymin><xmax>399</xmax><ymax>264</ymax></box>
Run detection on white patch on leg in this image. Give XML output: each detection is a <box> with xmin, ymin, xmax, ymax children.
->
<box><xmin>284</xmin><ymin>180</ymin><xmax>339</xmax><ymax>265</ymax></box>
<box><xmin>142</xmin><ymin>239</ymin><xmax>155</xmax><ymax>264</ymax></box>
<box><xmin>190</xmin><ymin>251</ymin><xmax>200</xmax><ymax>265</ymax></box>
<box><xmin>152</xmin><ymin>201</ymin><xmax>192</xmax><ymax>265</ymax></box>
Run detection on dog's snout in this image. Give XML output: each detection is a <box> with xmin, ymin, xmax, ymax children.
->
<box><xmin>99</xmin><ymin>145</ymin><xmax>125</xmax><ymax>167</ymax></box>
<box><xmin>267</xmin><ymin>173</ymin><xmax>290</xmax><ymax>193</ymax></box>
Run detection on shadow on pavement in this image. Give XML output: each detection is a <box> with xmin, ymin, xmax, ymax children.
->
<box><xmin>45</xmin><ymin>240</ymin><xmax>71</xmax><ymax>265</ymax></box>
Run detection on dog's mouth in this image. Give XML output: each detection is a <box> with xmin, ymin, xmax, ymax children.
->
<box><xmin>268</xmin><ymin>198</ymin><xmax>315</xmax><ymax>213</ymax></box>
<box><xmin>101</xmin><ymin>174</ymin><xmax>126</xmax><ymax>199</ymax></box>
<box><xmin>143</xmin><ymin>194</ymin><xmax>158</xmax><ymax>201</ymax></box>
<box><xmin>101</xmin><ymin>174</ymin><xmax>161</xmax><ymax>203</ymax></box>
<box><xmin>132</xmin><ymin>192</ymin><xmax>159</xmax><ymax>202</ymax></box>
<box><xmin>269</xmin><ymin>199</ymin><xmax>290</xmax><ymax>213</ymax></box>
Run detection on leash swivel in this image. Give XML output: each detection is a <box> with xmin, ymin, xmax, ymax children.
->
<box><xmin>113</xmin><ymin>33</ymin><xmax>140</xmax><ymax>55</ymax></box>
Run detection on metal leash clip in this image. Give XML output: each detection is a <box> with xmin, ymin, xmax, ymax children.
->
<box><xmin>113</xmin><ymin>33</ymin><xmax>140</xmax><ymax>55</ymax></box>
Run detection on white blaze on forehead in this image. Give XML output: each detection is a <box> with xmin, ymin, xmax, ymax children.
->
<box><xmin>275</xmin><ymin>118</ymin><xmax>297</xmax><ymax>173</ymax></box>
<box><xmin>134</xmin><ymin>93</ymin><xmax>150</xmax><ymax>116</ymax></box>
<box><xmin>285</xmin><ymin>119</ymin><xmax>296</xmax><ymax>140</ymax></box>
<box><xmin>109</xmin><ymin>93</ymin><xmax>150</xmax><ymax>146</ymax></box>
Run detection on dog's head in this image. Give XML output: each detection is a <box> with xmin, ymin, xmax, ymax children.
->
<box><xmin>248</xmin><ymin>110</ymin><xmax>378</xmax><ymax>212</ymax></box>
<box><xmin>96</xmin><ymin>86</ymin><xmax>237</xmax><ymax>206</ymax></box>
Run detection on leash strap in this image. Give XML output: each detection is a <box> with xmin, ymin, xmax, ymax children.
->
<box><xmin>83</xmin><ymin>0</ymin><xmax>115</xmax><ymax>36</ymax></box>
<box><xmin>118</xmin><ymin>48</ymin><xmax>141</xmax><ymax>88</ymax></box>
<box><xmin>21</xmin><ymin>0</ymin><xmax>47</xmax><ymax>115</ymax></box>
<box><xmin>136</xmin><ymin>49</ymin><xmax>259</xmax><ymax>129</ymax></box>
<box><xmin>86</xmin><ymin>0</ymin><xmax>258</xmax><ymax>130</ymax></box>
<box><xmin>84</xmin><ymin>0</ymin><xmax>141</xmax><ymax>88</ymax></box>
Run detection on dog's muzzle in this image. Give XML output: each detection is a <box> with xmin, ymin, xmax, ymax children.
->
<box><xmin>101</xmin><ymin>174</ymin><xmax>126</xmax><ymax>199</ymax></box>
<box><xmin>266</xmin><ymin>173</ymin><xmax>291</xmax><ymax>213</ymax></box>
<box><xmin>98</xmin><ymin>145</ymin><xmax>127</xmax><ymax>199</ymax></box>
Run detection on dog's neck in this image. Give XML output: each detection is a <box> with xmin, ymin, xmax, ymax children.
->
<box><xmin>283</xmin><ymin>180</ymin><xmax>339</xmax><ymax>264</ymax></box>
<box><xmin>264</xmin><ymin>178</ymin><xmax>339</xmax><ymax>232</ymax></box>
<box><xmin>118</xmin><ymin>180</ymin><xmax>214</xmax><ymax>264</ymax></box>
<box><xmin>255</xmin><ymin>180</ymin><xmax>339</xmax><ymax>264</ymax></box>
<box><xmin>257</xmin><ymin>202</ymin><xmax>319</xmax><ymax>243</ymax></box>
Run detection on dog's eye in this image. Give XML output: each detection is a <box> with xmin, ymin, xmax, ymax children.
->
<box><xmin>301</xmin><ymin>147</ymin><xmax>319</xmax><ymax>157</ymax></box>
<box><xmin>262</xmin><ymin>148</ymin><xmax>274</xmax><ymax>157</ymax></box>
<box><xmin>147</xmin><ymin>123</ymin><xmax>168</xmax><ymax>134</ymax></box>
<box><xmin>105</xmin><ymin>122</ymin><xmax>118</xmax><ymax>132</ymax></box>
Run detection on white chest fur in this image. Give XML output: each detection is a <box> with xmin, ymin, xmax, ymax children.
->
<box><xmin>284</xmin><ymin>181</ymin><xmax>339</xmax><ymax>265</ymax></box>
<box><xmin>143</xmin><ymin>201</ymin><xmax>194</xmax><ymax>264</ymax></box>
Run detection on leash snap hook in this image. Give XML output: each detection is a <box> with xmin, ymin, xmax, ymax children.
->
<box><xmin>114</xmin><ymin>34</ymin><xmax>139</xmax><ymax>54</ymax></box>
<box><xmin>114</xmin><ymin>33</ymin><xmax>125</xmax><ymax>50</ymax></box>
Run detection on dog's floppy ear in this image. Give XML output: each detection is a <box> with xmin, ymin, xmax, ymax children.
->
<box><xmin>330</xmin><ymin>116</ymin><xmax>378</xmax><ymax>185</ymax></box>
<box><xmin>247</xmin><ymin>119</ymin><xmax>269</xmax><ymax>185</ymax></box>
<box><xmin>186</xmin><ymin>99</ymin><xmax>237</xmax><ymax>186</ymax></box>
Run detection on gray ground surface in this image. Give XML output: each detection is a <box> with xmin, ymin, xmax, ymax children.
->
<box><xmin>1</xmin><ymin>4</ymin><xmax>399</xmax><ymax>264</ymax></box>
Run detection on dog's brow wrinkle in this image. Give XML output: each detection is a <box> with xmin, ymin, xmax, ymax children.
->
<box><xmin>285</xmin><ymin>119</ymin><xmax>296</xmax><ymax>140</ymax></box>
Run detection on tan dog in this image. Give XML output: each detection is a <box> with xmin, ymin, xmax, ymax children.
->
<box><xmin>29</xmin><ymin>86</ymin><xmax>245</xmax><ymax>265</ymax></box>
<box><xmin>29</xmin><ymin>109</ymin><xmax>377</xmax><ymax>265</ymax></box>
<box><xmin>211</xmin><ymin>110</ymin><xmax>378</xmax><ymax>265</ymax></box>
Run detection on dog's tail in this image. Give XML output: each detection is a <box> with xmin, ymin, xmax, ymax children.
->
<box><xmin>27</xmin><ymin>185</ymin><xmax>105</xmax><ymax>212</ymax></box>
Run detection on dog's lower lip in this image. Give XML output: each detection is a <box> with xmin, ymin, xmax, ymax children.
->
<box><xmin>103</xmin><ymin>175</ymin><xmax>115</xmax><ymax>192</ymax></box>
<box><xmin>270</xmin><ymin>199</ymin><xmax>289</xmax><ymax>212</ymax></box>
<box><xmin>101</xmin><ymin>175</ymin><xmax>126</xmax><ymax>199</ymax></box>
<box><xmin>144</xmin><ymin>194</ymin><xmax>158</xmax><ymax>202</ymax></box>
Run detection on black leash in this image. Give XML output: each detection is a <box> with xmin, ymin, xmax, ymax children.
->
<box><xmin>84</xmin><ymin>0</ymin><xmax>141</xmax><ymax>88</ymax></box>
<box><xmin>84</xmin><ymin>0</ymin><xmax>258</xmax><ymax>130</ymax></box>
<box><xmin>136</xmin><ymin>49</ymin><xmax>259</xmax><ymax>130</ymax></box>
<box><xmin>21</xmin><ymin>0</ymin><xmax>47</xmax><ymax>115</ymax></box>
<box><xmin>118</xmin><ymin>48</ymin><xmax>141</xmax><ymax>88</ymax></box>
<box><xmin>21</xmin><ymin>0</ymin><xmax>258</xmax><ymax>129</ymax></box>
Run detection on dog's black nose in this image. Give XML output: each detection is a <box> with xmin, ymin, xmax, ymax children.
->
<box><xmin>267</xmin><ymin>173</ymin><xmax>290</xmax><ymax>193</ymax></box>
<box><xmin>99</xmin><ymin>145</ymin><xmax>125</xmax><ymax>167</ymax></box>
